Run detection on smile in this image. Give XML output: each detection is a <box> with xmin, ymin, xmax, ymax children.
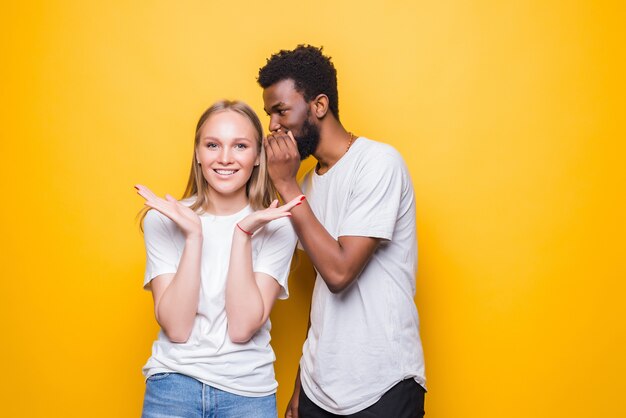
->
<box><xmin>213</xmin><ymin>169</ymin><xmax>238</xmax><ymax>176</ymax></box>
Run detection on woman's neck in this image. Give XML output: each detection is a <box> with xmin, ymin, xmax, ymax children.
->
<box><xmin>204</xmin><ymin>190</ymin><xmax>248</xmax><ymax>216</ymax></box>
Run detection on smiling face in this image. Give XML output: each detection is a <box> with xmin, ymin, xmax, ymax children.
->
<box><xmin>196</xmin><ymin>110</ymin><xmax>260</xmax><ymax>203</ymax></box>
<box><xmin>263</xmin><ymin>79</ymin><xmax>320</xmax><ymax>159</ymax></box>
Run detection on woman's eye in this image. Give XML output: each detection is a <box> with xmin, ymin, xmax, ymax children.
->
<box><xmin>206</xmin><ymin>143</ymin><xmax>218</xmax><ymax>149</ymax></box>
<box><xmin>235</xmin><ymin>144</ymin><xmax>248</xmax><ymax>150</ymax></box>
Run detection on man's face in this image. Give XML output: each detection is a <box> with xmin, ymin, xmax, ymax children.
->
<box><xmin>263</xmin><ymin>79</ymin><xmax>320</xmax><ymax>160</ymax></box>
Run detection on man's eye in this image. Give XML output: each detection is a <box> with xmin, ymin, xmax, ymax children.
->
<box><xmin>278</xmin><ymin>109</ymin><xmax>287</xmax><ymax>116</ymax></box>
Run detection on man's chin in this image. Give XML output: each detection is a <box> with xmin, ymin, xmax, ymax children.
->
<box><xmin>295</xmin><ymin>140</ymin><xmax>318</xmax><ymax>160</ymax></box>
<box><xmin>298</xmin><ymin>150</ymin><xmax>315</xmax><ymax>161</ymax></box>
<box><xmin>298</xmin><ymin>149</ymin><xmax>311</xmax><ymax>161</ymax></box>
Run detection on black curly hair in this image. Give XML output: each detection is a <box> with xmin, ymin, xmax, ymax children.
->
<box><xmin>258</xmin><ymin>45</ymin><xmax>340</xmax><ymax>120</ymax></box>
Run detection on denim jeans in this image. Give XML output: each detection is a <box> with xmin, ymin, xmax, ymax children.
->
<box><xmin>142</xmin><ymin>372</ymin><xmax>277</xmax><ymax>418</ymax></box>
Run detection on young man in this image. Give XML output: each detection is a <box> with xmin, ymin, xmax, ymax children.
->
<box><xmin>258</xmin><ymin>45</ymin><xmax>426</xmax><ymax>418</ymax></box>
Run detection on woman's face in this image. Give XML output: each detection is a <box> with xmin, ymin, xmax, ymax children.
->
<box><xmin>196</xmin><ymin>110</ymin><xmax>260</xmax><ymax>201</ymax></box>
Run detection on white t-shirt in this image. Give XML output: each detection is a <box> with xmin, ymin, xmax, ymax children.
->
<box><xmin>299</xmin><ymin>137</ymin><xmax>426</xmax><ymax>414</ymax></box>
<box><xmin>141</xmin><ymin>203</ymin><xmax>297</xmax><ymax>397</ymax></box>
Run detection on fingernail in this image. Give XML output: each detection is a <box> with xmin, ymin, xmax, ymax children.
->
<box><xmin>134</xmin><ymin>186</ymin><xmax>139</xmax><ymax>190</ymax></box>
<box><xmin>295</xmin><ymin>202</ymin><xmax>302</xmax><ymax>206</ymax></box>
<box><xmin>299</xmin><ymin>195</ymin><xmax>306</xmax><ymax>201</ymax></box>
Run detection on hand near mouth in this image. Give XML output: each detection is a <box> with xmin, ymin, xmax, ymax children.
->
<box><xmin>264</xmin><ymin>130</ymin><xmax>301</xmax><ymax>198</ymax></box>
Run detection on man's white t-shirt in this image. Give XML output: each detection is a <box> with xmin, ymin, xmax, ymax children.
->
<box><xmin>141</xmin><ymin>203</ymin><xmax>297</xmax><ymax>397</ymax></box>
<box><xmin>299</xmin><ymin>138</ymin><xmax>426</xmax><ymax>414</ymax></box>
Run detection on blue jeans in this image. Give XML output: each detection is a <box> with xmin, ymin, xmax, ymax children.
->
<box><xmin>142</xmin><ymin>372</ymin><xmax>277</xmax><ymax>418</ymax></box>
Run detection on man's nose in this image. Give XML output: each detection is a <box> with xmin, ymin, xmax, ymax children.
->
<box><xmin>268</xmin><ymin>116</ymin><xmax>281</xmax><ymax>133</ymax></box>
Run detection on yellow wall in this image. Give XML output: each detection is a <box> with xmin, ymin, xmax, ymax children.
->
<box><xmin>1</xmin><ymin>1</ymin><xmax>624</xmax><ymax>417</ymax></box>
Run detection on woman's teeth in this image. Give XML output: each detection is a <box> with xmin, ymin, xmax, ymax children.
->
<box><xmin>215</xmin><ymin>169</ymin><xmax>237</xmax><ymax>175</ymax></box>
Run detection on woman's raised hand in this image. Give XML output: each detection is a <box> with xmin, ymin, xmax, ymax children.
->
<box><xmin>236</xmin><ymin>195</ymin><xmax>305</xmax><ymax>236</ymax></box>
<box><xmin>135</xmin><ymin>184</ymin><xmax>202</xmax><ymax>238</ymax></box>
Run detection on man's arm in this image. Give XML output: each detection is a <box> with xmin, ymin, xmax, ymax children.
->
<box><xmin>285</xmin><ymin>367</ymin><xmax>302</xmax><ymax>418</ymax></box>
<box><xmin>264</xmin><ymin>133</ymin><xmax>380</xmax><ymax>293</ymax></box>
<box><xmin>283</xmin><ymin>199</ymin><xmax>379</xmax><ymax>293</ymax></box>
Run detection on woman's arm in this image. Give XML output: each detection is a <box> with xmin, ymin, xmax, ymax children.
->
<box><xmin>149</xmin><ymin>232</ymin><xmax>202</xmax><ymax>343</ymax></box>
<box><xmin>225</xmin><ymin>196</ymin><xmax>302</xmax><ymax>343</ymax></box>
<box><xmin>225</xmin><ymin>230</ymin><xmax>281</xmax><ymax>343</ymax></box>
<box><xmin>137</xmin><ymin>184</ymin><xmax>203</xmax><ymax>343</ymax></box>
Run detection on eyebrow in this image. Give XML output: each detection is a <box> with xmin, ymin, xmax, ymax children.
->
<box><xmin>263</xmin><ymin>101</ymin><xmax>286</xmax><ymax>115</ymax></box>
<box><xmin>201</xmin><ymin>136</ymin><xmax>254</xmax><ymax>142</ymax></box>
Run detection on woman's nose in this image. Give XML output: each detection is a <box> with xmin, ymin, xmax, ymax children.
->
<box><xmin>218</xmin><ymin>147</ymin><xmax>233</xmax><ymax>164</ymax></box>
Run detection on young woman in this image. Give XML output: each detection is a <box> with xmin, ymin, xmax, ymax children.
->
<box><xmin>135</xmin><ymin>100</ymin><xmax>301</xmax><ymax>418</ymax></box>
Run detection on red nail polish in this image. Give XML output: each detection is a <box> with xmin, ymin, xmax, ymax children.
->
<box><xmin>299</xmin><ymin>195</ymin><xmax>306</xmax><ymax>201</ymax></box>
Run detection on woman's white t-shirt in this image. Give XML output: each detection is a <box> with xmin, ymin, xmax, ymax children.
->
<box><xmin>141</xmin><ymin>204</ymin><xmax>297</xmax><ymax>397</ymax></box>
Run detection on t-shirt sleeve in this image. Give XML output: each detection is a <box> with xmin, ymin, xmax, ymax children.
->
<box><xmin>338</xmin><ymin>150</ymin><xmax>404</xmax><ymax>241</ymax></box>
<box><xmin>253</xmin><ymin>218</ymin><xmax>298</xmax><ymax>300</ymax></box>
<box><xmin>142</xmin><ymin>210</ymin><xmax>181</xmax><ymax>289</ymax></box>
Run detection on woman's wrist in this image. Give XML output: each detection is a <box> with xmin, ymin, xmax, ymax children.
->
<box><xmin>185</xmin><ymin>230</ymin><xmax>203</xmax><ymax>242</ymax></box>
<box><xmin>236</xmin><ymin>223</ymin><xmax>254</xmax><ymax>236</ymax></box>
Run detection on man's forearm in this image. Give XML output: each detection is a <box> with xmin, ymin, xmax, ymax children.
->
<box><xmin>287</xmin><ymin>197</ymin><xmax>375</xmax><ymax>292</ymax></box>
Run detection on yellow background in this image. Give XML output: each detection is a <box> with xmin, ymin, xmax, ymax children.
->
<box><xmin>1</xmin><ymin>1</ymin><xmax>624</xmax><ymax>417</ymax></box>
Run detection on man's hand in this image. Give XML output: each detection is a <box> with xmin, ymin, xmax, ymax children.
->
<box><xmin>264</xmin><ymin>130</ymin><xmax>301</xmax><ymax>197</ymax></box>
<box><xmin>285</xmin><ymin>368</ymin><xmax>302</xmax><ymax>418</ymax></box>
<box><xmin>285</xmin><ymin>388</ymin><xmax>300</xmax><ymax>418</ymax></box>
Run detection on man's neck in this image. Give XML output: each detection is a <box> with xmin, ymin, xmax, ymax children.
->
<box><xmin>314</xmin><ymin>123</ymin><xmax>351</xmax><ymax>175</ymax></box>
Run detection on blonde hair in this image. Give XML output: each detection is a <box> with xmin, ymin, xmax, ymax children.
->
<box><xmin>184</xmin><ymin>100</ymin><xmax>275</xmax><ymax>212</ymax></box>
<box><xmin>140</xmin><ymin>100</ymin><xmax>276</xmax><ymax>227</ymax></box>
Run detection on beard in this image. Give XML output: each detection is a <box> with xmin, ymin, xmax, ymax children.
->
<box><xmin>294</xmin><ymin>117</ymin><xmax>320</xmax><ymax>160</ymax></box>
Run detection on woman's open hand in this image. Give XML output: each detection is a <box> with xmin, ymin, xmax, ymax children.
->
<box><xmin>135</xmin><ymin>184</ymin><xmax>202</xmax><ymax>238</ymax></box>
<box><xmin>236</xmin><ymin>195</ymin><xmax>305</xmax><ymax>235</ymax></box>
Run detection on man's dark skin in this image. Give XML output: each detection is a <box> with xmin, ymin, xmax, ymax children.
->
<box><xmin>262</xmin><ymin>78</ymin><xmax>381</xmax><ymax>417</ymax></box>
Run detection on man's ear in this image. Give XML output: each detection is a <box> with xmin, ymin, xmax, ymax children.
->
<box><xmin>311</xmin><ymin>94</ymin><xmax>330</xmax><ymax>119</ymax></box>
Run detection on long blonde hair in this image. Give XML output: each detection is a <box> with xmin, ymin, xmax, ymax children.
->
<box><xmin>140</xmin><ymin>100</ymin><xmax>276</xmax><ymax>227</ymax></box>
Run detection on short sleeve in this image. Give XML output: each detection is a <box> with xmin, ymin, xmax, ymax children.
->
<box><xmin>253</xmin><ymin>217</ymin><xmax>298</xmax><ymax>300</ymax></box>
<box><xmin>142</xmin><ymin>210</ymin><xmax>181</xmax><ymax>289</ymax></box>
<box><xmin>339</xmin><ymin>149</ymin><xmax>405</xmax><ymax>240</ymax></box>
